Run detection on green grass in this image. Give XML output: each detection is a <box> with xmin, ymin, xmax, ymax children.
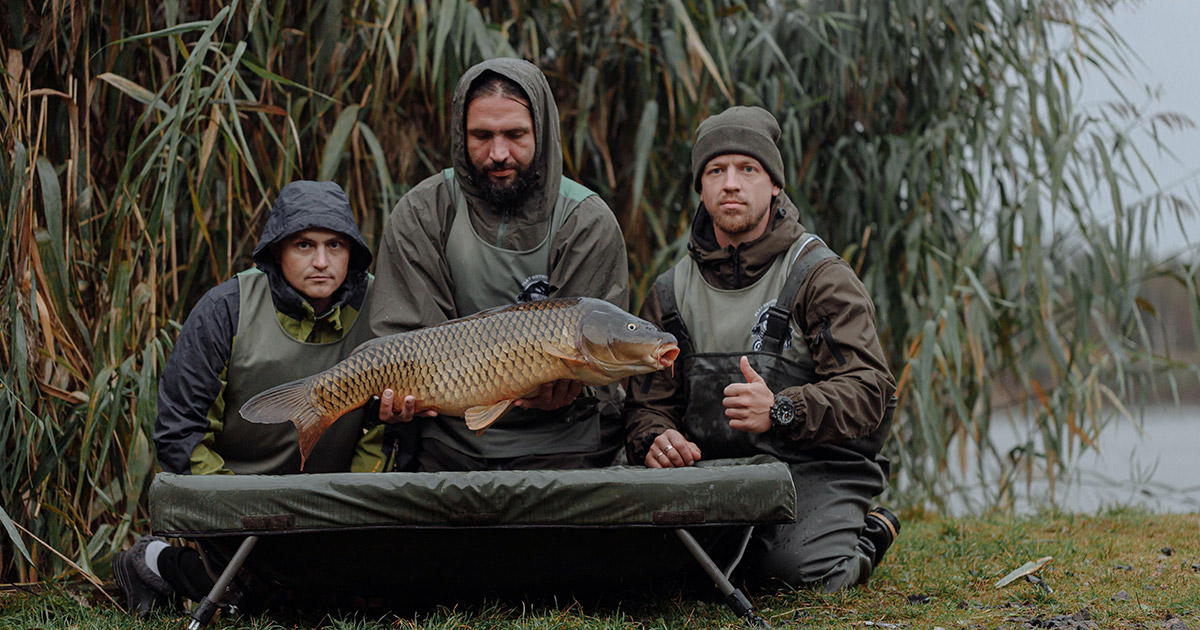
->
<box><xmin>2</xmin><ymin>509</ymin><xmax>1197</xmax><ymax>629</ymax></box>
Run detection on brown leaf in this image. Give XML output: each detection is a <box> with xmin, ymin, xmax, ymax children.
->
<box><xmin>234</xmin><ymin>102</ymin><xmax>288</xmax><ymax>116</ymax></box>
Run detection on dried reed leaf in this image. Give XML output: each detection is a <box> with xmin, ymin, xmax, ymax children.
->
<box><xmin>96</xmin><ymin>73</ymin><xmax>171</xmax><ymax>113</ymax></box>
<box><xmin>319</xmin><ymin>104</ymin><xmax>361</xmax><ymax>182</ymax></box>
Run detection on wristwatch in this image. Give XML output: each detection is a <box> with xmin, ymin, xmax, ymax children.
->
<box><xmin>769</xmin><ymin>394</ymin><xmax>796</xmax><ymax>430</ymax></box>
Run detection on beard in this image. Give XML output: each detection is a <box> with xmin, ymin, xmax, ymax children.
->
<box><xmin>711</xmin><ymin>202</ymin><xmax>769</xmax><ymax>236</ymax></box>
<box><xmin>469</xmin><ymin>160</ymin><xmax>542</xmax><ymax>207</ymax></box>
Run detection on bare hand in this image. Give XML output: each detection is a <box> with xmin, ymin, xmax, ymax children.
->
<box><xmin>378</xmin><ymin>388</ymin><xmax>437</xmax><ymax>424</ymax></box>
<box><xmin>723</xmin><ymin>356</ymin><xmax>774</xmax><ymax>434</ymax></box>
<box><xmin>644</xmin><ymin>429</ymin><xmax>702</xmax><ymax>468</ymax></box>
<box><xmin>513</xmin><ymin>379</ymin><xmax>583</xmax><ymax>411</ymax></box>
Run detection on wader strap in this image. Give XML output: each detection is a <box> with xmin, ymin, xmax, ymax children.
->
<box><xmin>761</xmin><ymin>237</ymin><xmax>840</xmax><ymax>354</ymax></box>
<box><xmin>655</xmin><ymin>269</ymin><xmax>693</xmax><ymax>359</ymax></box>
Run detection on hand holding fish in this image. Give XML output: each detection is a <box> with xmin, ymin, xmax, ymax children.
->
<box><xmin>377</xmin><ymin>389</ymin><xmax>438</xmax><ymax>423</ymax></box>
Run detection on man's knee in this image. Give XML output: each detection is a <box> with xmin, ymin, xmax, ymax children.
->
<box><xmin>749</xmin><ymin>538</ymin><xmax>874</xmax><ymax>591</ymax></box>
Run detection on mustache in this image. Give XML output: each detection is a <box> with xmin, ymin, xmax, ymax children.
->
<box><xmin>484</xmin><ymin>160</ymin><xmax>519</xmax><ymax>173</ymax></box>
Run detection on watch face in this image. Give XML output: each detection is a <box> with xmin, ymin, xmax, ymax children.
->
<box><xmin>772</xmin><ymin>396</ymin><xmax>795</xmax><ymax>426</ymax></box>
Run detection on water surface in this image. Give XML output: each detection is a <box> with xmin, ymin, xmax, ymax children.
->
<box><xmin>941</xmin><ymin>405</ymin><xmax>1200</xmax><ymax>515</ymax></box>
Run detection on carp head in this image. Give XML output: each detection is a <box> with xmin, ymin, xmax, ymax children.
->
<box><xmin>567</xmin><ymin>300</ymin><xmax>679</xmax><ymax>384</ymax></box>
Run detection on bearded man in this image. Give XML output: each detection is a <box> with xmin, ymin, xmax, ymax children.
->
<box><xmin>369</xmin><ymin>58</ymin><xmax>629</xmax><ymax>472</ymax></box>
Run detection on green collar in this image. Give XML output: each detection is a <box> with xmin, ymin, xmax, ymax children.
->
<box><xmin>276</xmin><ymin>302</ymin><xmax>360</xmax><ymax>343</ymax></box>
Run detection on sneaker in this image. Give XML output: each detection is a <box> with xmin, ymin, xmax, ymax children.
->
<box><xmin>863</xmin><ymin>507</ymin><xmax>902</xmax><ymax>567</ymax></box>
<box><xmin>112</xmin><ymin>537</ymin><xmax>175</xmax><ymax>617</ymax></box>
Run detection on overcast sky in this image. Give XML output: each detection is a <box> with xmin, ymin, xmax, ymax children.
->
<box><xmin>1077</xmin><ymin>0</ymin><xmax>1200</xmax><ymax>258</ymax></box>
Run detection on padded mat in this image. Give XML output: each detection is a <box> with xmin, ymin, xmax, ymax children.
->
<box><xmin>151</xmin><ymin>456</ymin><xmax>795</xmax><ymax>537</ymax></box>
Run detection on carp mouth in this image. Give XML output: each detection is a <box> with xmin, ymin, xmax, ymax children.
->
<box><xmin>578</xmin><ymin>340</ymin><xmax>681</xmax><ymax>378</ymax></box>
<box><xmin>654</xmin><ymin>342</ymin><xmax>680</xmax><ymax>369</ymax></box>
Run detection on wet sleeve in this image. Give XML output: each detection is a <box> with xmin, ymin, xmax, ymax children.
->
<box><xmin>548</xmin><ymin>196</ymin><xmax>630</xmax><ymax>310</ymax></box>
<box><xmin>782</xmin><ymin>259</ymin><xmax>896</xmax><ymax>445</ymax></box>
<box><xmin>369</xmin><ymin>180</ymin><xmax>458</xmax><ymax>336</ymax></box>
<box><xmin>153</xmin><ymin>282</ymin><xmax>239</xmax><ymax>475</ymax></box>
<box><xmin>623</xmin><ymin>289</ymin><xmax>687</xmax><ymax>463</ymax></box>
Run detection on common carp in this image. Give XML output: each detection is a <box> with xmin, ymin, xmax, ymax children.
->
<box><xmin>240</xmin><ymin>297</ymin><xmax>679</xmax><ymax>466</ymax></box>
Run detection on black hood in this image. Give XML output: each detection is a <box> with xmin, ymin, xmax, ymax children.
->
<box><xmin>251</xmin><ymin>181</ymin><xmax>372</xmax><ymax>317</ymax></box>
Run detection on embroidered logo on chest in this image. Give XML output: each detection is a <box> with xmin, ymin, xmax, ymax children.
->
<box><xmin>516</xmin><ymin>274</ymin><xmax>552</xmax><ymax>303</ymax></box>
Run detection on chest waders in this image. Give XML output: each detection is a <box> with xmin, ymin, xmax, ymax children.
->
<box><xmin>656</xmin><ymin>237</ymin><xmax>894</xmax><ymax>462</ymax></box>
<box><xmin>419</xmin><ymin>169</ymin><xmax>602</xmax><ymax>459</ymax></box>
<box><xmin>657</xmin><ymin>237</ymin><xmax>896</xmax><ymax>601</ymax></box>
<box><xmin>217</xmin><ymin>270</ymin><xmax>375</xmax><ymax>474</ymax></box>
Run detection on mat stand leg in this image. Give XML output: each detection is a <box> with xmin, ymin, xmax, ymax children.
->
<box><xmin>675</xmin><ymin>528</ymin><xmax>771</xmax><ymax>629</ymax></box>
<box><xmin>187</xmin><ymin>535</ymin><xmax>259</xmax><ymax>630</ymax></box>
<box><xmin>724</xmin><ymin>525</ymin><xmax>755</xmax><ymax>579</ymax></box>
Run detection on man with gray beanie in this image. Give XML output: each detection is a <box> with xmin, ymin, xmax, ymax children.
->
<box><xmin>625</xmin><ymin>106</ymin><xmax>901</xmax><ymax>592</ymax></box>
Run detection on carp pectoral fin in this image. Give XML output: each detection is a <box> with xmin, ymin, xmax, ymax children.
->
<box><xmin>539</xmin><ymin>339</ymin><xmax>587</xmax><ymax>365</ymax></box>
<box><xmin>464</xmin><ymin>399</ymin><xmax>515</xmax><ymax>436</ymax></box>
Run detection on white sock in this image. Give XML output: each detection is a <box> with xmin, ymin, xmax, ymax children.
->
<box><xmin>143</xmin><ymin>540</ymin><xmax>170</xmax><ymax>578</ymax></box>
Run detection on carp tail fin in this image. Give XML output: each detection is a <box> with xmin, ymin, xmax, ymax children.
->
<box><xmin>464</xmin><ymin>399</ymin><xmax>516</xmax><ymax>436</ymax></box>
<box><xmin>240</xmin><ymin>377</ymin><xmax>337</xmax><ymax>469</ymax></box>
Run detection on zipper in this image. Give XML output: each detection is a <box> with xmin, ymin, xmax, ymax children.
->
<box><xmin>818</xmin><ymin>316</ymin><xmax>846</xmax><ymax>366</ymax></box>
<box><xmin>495</xmin><ymin>208</ymin><xmax>510</xmax><ymax>247</ymax></box>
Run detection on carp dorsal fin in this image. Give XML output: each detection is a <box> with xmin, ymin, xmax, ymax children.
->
<box><xmin>464</xmin><ymin>399</ymin><xmax>516</xmax><ymax>435</ymax></box>
<box><xmin>424</xmin><ymin>302</ymin><xmax>518</xmax><ymax>330</ymax></box>
<box><xmin>346</xmin><ymin>335</ymin><xmax>387</xmax><ymax>357</ymax></box>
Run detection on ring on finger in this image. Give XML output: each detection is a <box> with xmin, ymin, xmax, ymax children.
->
<box><xmin>663</xmin><ymin>444</ymin><xmax>674</xmax><ymax>453</ymax></box>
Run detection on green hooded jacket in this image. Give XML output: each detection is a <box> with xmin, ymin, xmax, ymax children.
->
<box><xmin>369</xmin><ymin>58</ymin><xmax>629</xmax><ymax>464</ymax></box>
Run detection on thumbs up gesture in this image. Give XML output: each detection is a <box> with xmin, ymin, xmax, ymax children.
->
<box><xmin>723</xmin><ymin>356</ymin><xmax>775</xmax><ymax>434</ymax></box>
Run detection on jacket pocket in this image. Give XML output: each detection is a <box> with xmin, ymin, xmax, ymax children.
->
<box><xmin>817</xmin><ymin>316</ymin><xmax>846</xmax><ymax>366</ymax></box>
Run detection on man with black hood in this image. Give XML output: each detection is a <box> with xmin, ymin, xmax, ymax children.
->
<box><xmin>113</xmin><ymin>180</ymin><xmax>380</xmax><ymax>616</ymax></box>
<box><xmin>625</xmin><ymin>106</ymin><xmax>901</xmax><ymax>592</ymax></box>
<box><xmin>370</xmin><ymin>58</ymin><xmax>630</xmax><ymax>472</ymax></box>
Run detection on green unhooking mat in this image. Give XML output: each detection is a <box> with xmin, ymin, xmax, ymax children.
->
<box><xmin>149</xmin><ymin>456</ymin><xmax>795</xmax><ymax>604</ymax></box>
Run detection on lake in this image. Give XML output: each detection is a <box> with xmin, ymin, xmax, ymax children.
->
<box><xmin>939</xmin><ymin>404</ymin><xmax>1200</xmax><ymax>515</ymax></box>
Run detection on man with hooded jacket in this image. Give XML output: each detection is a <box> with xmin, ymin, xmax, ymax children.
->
<box><xmin>113</xmin><ymin>180</ymin><xmax>381</xmax><ymax>615</ymax></box>
<box><xmin>370</xmin><ymin>58</ymin><xmax>629</xmax><ymax>472</ymax></box>
<box><xmin>625</xmin><ymin>106</ymin><xmax>901</xmax><ymax>592</ymax></box>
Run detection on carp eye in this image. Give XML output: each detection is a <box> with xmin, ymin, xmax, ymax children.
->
<box><xmin>627</xmin><ymin>323</ymin><xmax>637</xmax><ymax>331</ymax></box>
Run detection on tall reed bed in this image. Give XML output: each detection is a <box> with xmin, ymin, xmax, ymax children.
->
<box><xmin>1</xmin><ymin>0</ymin><xmax>1196</xmax><ymax>582</ymax></box>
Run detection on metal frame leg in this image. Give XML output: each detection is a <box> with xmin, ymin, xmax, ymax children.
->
<box><xmin>675</xmin><ymin>528</ymin><xmax>772</xmax><ymax>628</ymax></box>
<box><xmin>187</xmin><ymin>535</ymin><xmax>258</xmax><ymax>630</ymax></box>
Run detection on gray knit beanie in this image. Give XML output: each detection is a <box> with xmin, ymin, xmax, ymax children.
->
<box><xmin>691</xmin><ymin>105</ymin><xmax>785</xmax><ymax>192</ymax></box>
